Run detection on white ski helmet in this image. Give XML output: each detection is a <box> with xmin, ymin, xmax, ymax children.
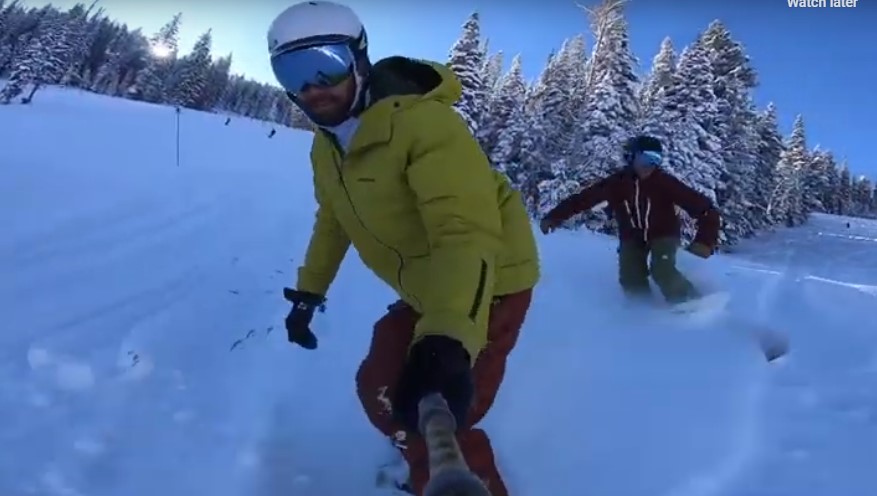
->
<box><xmin>267</xmin><ymin>1</ymin><xmax>368</xmax><ymax>59</ymax></box>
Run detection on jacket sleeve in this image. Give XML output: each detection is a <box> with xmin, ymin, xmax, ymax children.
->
<box><xmin>404</xmin><ymin>102</ymin><xmax>503</xmax><ymax>363</ymax></box>
<box><xmin>544</xmin><ymin>174</ymin><xmax>615</xmax><ymax>223</ymax></box>
<box><xmin>663</xmin><ymin>174</ymin><xmax>721</xmax><ymax>247</ymax></box>
<box><xmin>296</xmin><ymin>180</ymin><xmax>351</xmax><ymax>296</ymax></box>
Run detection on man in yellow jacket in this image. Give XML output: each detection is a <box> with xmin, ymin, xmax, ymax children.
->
<box><xmin>267</xmin><ymin>2</ymin><xmax>540</xmax><ymax>494</ymax></box>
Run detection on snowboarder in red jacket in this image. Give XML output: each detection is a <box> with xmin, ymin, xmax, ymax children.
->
<box><xmin>540</xmin><ymin>135</ymin><xmax>720</xmax><ymax>304</ymax></box>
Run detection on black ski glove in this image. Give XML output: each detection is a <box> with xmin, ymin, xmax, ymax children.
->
<box><xmin>282</xmin><ymin>287</ymin><xmax>325</xmax><ymax>350</ymax></box>
<box><xmin>392</xmin><ymin>335</ymin><xmax>474</xmax><ymax>433</ymax></box>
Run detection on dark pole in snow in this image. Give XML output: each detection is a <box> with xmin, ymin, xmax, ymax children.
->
<box><xmin>175</xmin><ymin>107</ymin><xmax>181</xmax><ymax>167</ymax></box>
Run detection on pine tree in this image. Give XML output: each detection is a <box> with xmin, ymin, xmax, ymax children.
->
<box><xmin>198</xmin><ymin>53</ymin><xmax>231</xmax><ymax>110</ymax></box>
<box><xmin>851</xmin><ymin>177</ymin><xmax>873</xmax><ymax>216</ymax></box>
<box><xmin>639</xmin><ymin>36</ymin><xmax>676</xmax><ymax>118</ymax></box>
<box><xmin>491</xmin><ymin>103</ymin><xmax>528</xmax><ymax>182</ymax></box>
<box><xmin>58</xmin><ymin>3</ymin><xmax>94</xmax><ymax>88</ymax></box>
<box><xmin>480</xmin><ymin>54</ymin><xmax>526</xmax><ymax>159</ymax></box>
<box><xmin>698</xmin><ymin>20</ymin><xmax>757</xmax><ymax>93</ymax></box>
<box><xmin>525</xmin><ymin>52</ymin><xmax>569</xmax><ymax>162</ymax></box>
<box><xmin>812</xmin><ymin>149</ymin><xmax>840</xmax><ymax>214</ymax></box>
<box><xmin>517</xmin><ymin>111</ymin><xmax>553</xmax><ymax>215</ymax></box>
<box><xmin>775</xmin><ymin>115</ymin><xmax>810</xmax><ymax>226</ymax></box>
<box><xmin>481</xmin><ymin>49</ymin><xmax>503</xmax><ymax>92</ymax></box>
<box><xmin>0</xmin><ymin>10</ymin><xmax>68</xmax><ymax>103</ymax></box>
<box><xmin>752</xmin><ymin>103</ymin><xmax>784</xmax><ymax>227</ymax></box>
<box><xmin>655</xmin><ymin>40</ymin><xmax>723</xmax><ymax>241</ymax></box>
<box><xmin>447</xmin><ymin>12</ymin><xmax>486</xmax><ymax>136</ymax></box>
<box><xmin>713</xmin><ymin>75</ymin><xmax>759</xmax><ymax>244</ymax></box>
<box><xmin>836</xmin><ymin>164</ymin><xmax>853</xmax><ymax>215</ymax></box>
<box><xmin>571</xmin><ymin>11</ymin><xmax>639</xmax><ymax>199</ymax></box>
<box><xmin>129</xmin><ymin>13</ymin><xmax>181</xmax><ymax>103</ymax></box>
<box><xmin>170</xmin><ymin>29</ymin><xmax>212</xmax><ymax>109</ymax></box>
<box><xmin>558</xmin><ymin>34</ymin><xmax>588</xmax><ymax>122</ymax></box>
<box><xmin>579</xmin><ymin>0</ymin><xmax>628</xmax><ymax>101</ymax></box>
<box><xmin>697</xmin><ymin>21</ymin><xmax>763</xmax><ymax>243</ymax></box>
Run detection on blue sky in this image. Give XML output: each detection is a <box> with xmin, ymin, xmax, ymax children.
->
<box><xmin>27</xmin><ymin>0</ymin><xmax>875</xmax><ymax>179</ymax></box>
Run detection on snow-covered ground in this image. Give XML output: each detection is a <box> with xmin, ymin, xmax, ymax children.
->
<box><xmin>1</xmin><ymin>87</ymin><xmax>875</xmax><ymax>496</ymax></box>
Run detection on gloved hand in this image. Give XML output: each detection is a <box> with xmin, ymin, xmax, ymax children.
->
<box><xmin>540</xmin><ymin>217</ymin><xmax>561</xmax><ymax>235</ymax></box>
<box><xmin>686</xmin><ymin>242</ymin><xmax>714</xmax><ymax>259</ymax></box>
<box><xmin>392</xmin><ymin>335</ymin><xmax>474</xmax><ymax>433</ymax></box>
<box><xmin>282</xmin><ymin>287</ymin><xmax>325</xmax><ymax>349</ymax></box>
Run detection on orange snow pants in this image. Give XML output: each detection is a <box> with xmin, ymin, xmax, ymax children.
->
<box><xmin>355</xmin><ymin>289</ymin><xmax>533</xmax><ymax>496</ymax></box>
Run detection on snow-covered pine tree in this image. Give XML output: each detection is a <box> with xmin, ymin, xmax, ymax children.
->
<box><xmin>480</xmin><ymin>54</ymin><xmax>526</xmax><ymax>160</ymax></box>
<box><xmin>0</xmin><ymin>9</ymin><xmax>69</xmax><ymax>103</ymax></box>
<box><xmin>566</xmin><ymin>12</ymin><xmax>639</xmax><ymax>233</ymax></box>
<box><xmin>490</xmin><ymin>102</ymin><xmax>528</xmax><ymax>183</ymax></box>
<box><xmin>698</xmin><ymin>20</ymin><xmax>757</xmax><ymax>93</ymax></box>
<box><xmin>475</xmin><ymin>47</ymin><xmax>504</xmax><ymax>150</ymax></box>
<box><xmin>481</xmin><ymin>48</ymin><xmax>503</xmax><ymax>93</ymax></box>
<box><xmin>802</xmin><ymin>145</ymin><xmax>832</xmax><ymax>214</ymax></box>
<box><xmin>656</xmin><ymin>39</ymin><xmax>723</xmax><ymax>242</ymax></box>
<box><xmin>517</xmin><ymin>111</ymin><xmax>554</xmax><ymax>216</ymax></box>
<box><xmin>698</xmin><ymin>21</ymin><xmax>761</xmax><ymax>244</ymax></box>
<box><xmin>535</xmin><ymin>158</ymin><xmax>584</xmax><ymax>224</ymax></box>
<box><xmin>572</xmin><ymin>11</ymin><xmax>639</xmax><ymax>181</ymax></box>
<box><xmin>811</xmin><ymin>148</ymin><xmax>840</xmax><ymax>214</ymax></box>
<box><xmin>66</xmin><ymin>11</ymin><xmax>117</xmax><ymax>89</ymax></box>
<box><xmin>752</xmin><ymin>103</ymin><xmax>784</xmax><ymax>227</ymax></box>
<box><xmin>0</xmin><ymin>0</ymin><xmax>11</xmax><ymax>39</ymax></box>
<box><xmin>578</xmin><ymin>0</ymin><xmax>628</xmax><ymax>106</ymax></box>
<box><xmin>639</xmin><ymin>36</ymin><xmax>676</xmax><ymax>119</ymax></box>
<box><xmin>837</xmin><ymin>164</ymin><xmax>853</xmax><ymax>215</ymax></box>
<box><xmin>546</xmin><ymin>35</ymin><xmax>589</xmax><ymax>156</ymax></box>
<box><xmin>712</xmin><ymin>73</ymin><xmax>759</xmax><ymax>245</ymax></box>
<box><xmin>129</xmin><ymin>12</ymin><xmax>181</xmax><ymax>103</ymax></box>
<box><xmin>774</xmin><ymin>115</ymin><xmax>810</xmax><ymax>226</ymax></box>
<box><xmin>197</xmin><ymin>53</ymin><xmax>231</xmax><ymax>111</ymax></box>
<box><xmin>559</xmin><ymin>34</ymin><xmax>588</xmax><ymax>124</ymax></box>
<box><xmin>0</xmin><ymin>2</ymin><xmax>52</xmax><ymax>77</ymax></box>
<box><xmin>57</xmin><ymin>2</ymin><xmax>95</xmax><ymax>88</ymax></box>
<box><xmin>447</xmin><ymin>12</ymin><xmax>486</xmax><ymax>136</ymax></box>
<box><xmin>525</xmin><ymin>51</ymin><xmax>570</xmax><ymax>162</ymax></box>
<box><xmin>169</xmin><ymin>29</ymin><xmax>212</xmax><ymax>109</ymax></box>
<box><xmin>850</xmin><ymin>176</ymin><xmax>874</xmax><ymax>216</ymax></box>
<box><xmin>91</xmin><ymin>27</ymin><xmax>149</xmax><ymax>96</ymax></box>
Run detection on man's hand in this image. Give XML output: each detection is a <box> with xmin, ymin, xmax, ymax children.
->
<box><xmin>392</xmin><ymin>335</ymin><xmax>474</xmax><ymax>433</ymax></box>
<box><xmin>282</xmin><ymin>288</ymin><xmax>325</xmax><ymax>349</ymax></box>
<box><xmin>540</xmin><ymin>217</ymin><xmax>561</xmax><ymax>235</ymax></box>
<box><xmin>686</xmin><ymin>242</ymin><xmax>714</xmax><ymax>259</ymax></box>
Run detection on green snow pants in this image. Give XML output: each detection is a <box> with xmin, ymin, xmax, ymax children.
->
<box><xmin>618</xmin><ymin>237</ymin><xmax>699</xmax><ymax>304</ymax></box>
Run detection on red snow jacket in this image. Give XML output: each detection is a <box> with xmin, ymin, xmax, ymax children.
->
<box><xmin>543</xmin><ymin>168</ymin><xmax>721</xmax><ymax>247</ymax></box>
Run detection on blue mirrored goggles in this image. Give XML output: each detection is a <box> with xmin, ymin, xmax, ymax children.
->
<box><xmin>270</xmin><ymin>42</ymin><xmax>355</xmax><ymax>95</ymax></box>
<box><xmin>633</xmin><ymin>150</ymin><xmax>662</xmax><ymax>167</ymax></box>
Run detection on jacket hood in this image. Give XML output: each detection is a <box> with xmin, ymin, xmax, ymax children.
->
<box><xmin>366</xmin><ymin>56</ymin><xmax>462</xmax><ymax>108</ymax></box>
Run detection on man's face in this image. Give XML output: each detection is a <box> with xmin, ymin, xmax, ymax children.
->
<box><xmin>633</xmin><ymin>163</ymin><xmax>656</xmax><ymax>179</ymax></box>
<box><xmin>631</xmin><ymin>150</ymin><xmax>661</xmax><ymax>179</ymax></box>
<box><xmin>298</xmin><ymin>75</ymin><xmax>356</xmax><ymax>126</ymax></box>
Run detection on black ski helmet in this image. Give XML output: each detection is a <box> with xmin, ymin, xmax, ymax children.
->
<box><xmin>623</xmin><ymin>135</ymin><xmax>662</xmax><ymax>164</ymax></box>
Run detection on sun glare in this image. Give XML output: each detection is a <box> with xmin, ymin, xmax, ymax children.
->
<box><xmin>151</xmin><ymin>42</ymin><xmax>173</xmax><ymax>59</ymax></box>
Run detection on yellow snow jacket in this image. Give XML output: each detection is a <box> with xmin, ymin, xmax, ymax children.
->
<box><xmin>295</xmin><ymin>56</ymin><xmax>540</xmax><ymax>362</ymax></box>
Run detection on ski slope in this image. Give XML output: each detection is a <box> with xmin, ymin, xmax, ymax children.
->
<box><xmin>1</xmin><ymin>87</ymin><xmax>876</xmax><ymax>496</ymax></box>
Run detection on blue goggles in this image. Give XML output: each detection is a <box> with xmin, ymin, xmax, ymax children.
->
<box><xmin>633</xmin><ymin>150</ymin><xmax>662</xmax><ymax>167</ymax></box>
<box><xmin>270</xmin><ymin>42</ymin><xmax>355</xmax><ymax>95</ymax></box>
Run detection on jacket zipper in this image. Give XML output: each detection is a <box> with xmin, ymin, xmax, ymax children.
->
<box><xmin>322</xmin><ymin>132</ymin><xmax>421</xmax><ymax>309</ymax></box>
<box><xmin>468</xmin><ymin>259</ymin><xmax>488</xmax><ymax>322</ymax></box>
